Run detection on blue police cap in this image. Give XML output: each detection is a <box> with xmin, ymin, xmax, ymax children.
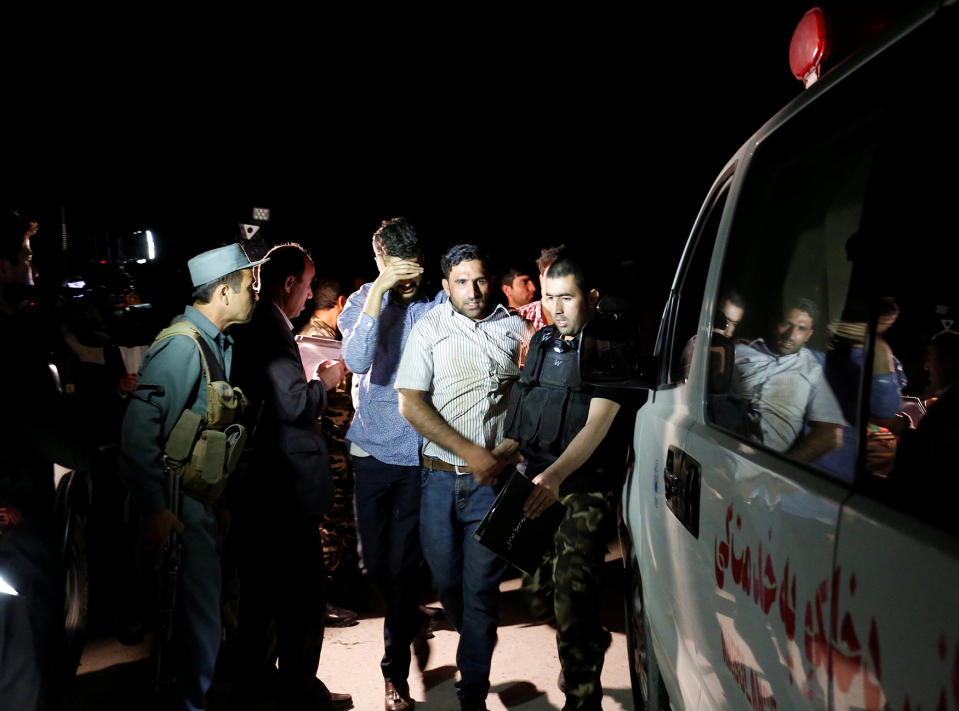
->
<box><xmin>187</xmin><ymin>244</ymin><xmax>269</xmax><ymax>287</ymax></box>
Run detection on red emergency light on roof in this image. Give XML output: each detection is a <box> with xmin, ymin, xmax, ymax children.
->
<box><xmin>790</xmin><ymin>7</ymin><xmax>829</xmax><ymax>89</ymax></box>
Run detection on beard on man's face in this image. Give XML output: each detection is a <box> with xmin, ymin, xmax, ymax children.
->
<box><xmin>391</xmin><ymin>279</ymin><xmax>422</xmax><ymax>303</ymax></box>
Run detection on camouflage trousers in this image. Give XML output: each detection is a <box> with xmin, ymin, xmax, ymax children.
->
<box><xmin>318</xmin><ymin>439</ymin><xmax>356</xmax><ymax>574</ymax></box>
<box><xmin>316</xmin><ymin>394</ymin><xmax>357</xmax><ymax>577</ymax></box>
<box><xmin>522</xmin><ymin>490</ymin><xmax>616</xmax><ymax>711</ymax></box>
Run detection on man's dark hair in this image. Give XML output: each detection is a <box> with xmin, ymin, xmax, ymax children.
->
<box><xmin>192</xmin><ymin>270</ymin><xmax>245</xmax><ymax>304</ymax></box>
<box><xmin>440</xmin><ymin>244</ymin><xmax>489</xmax><ymax>280</ymax></box>
<box><xmin>535</xmin><ymin>245</ymin><xmax>566</xmax><ymax>277</ymax></box>
<box><xmin>545</xmin><ymin>247</ymin><xmax>594</xmax><ymax>295</ymax></box>
<box><xmin>500</xmin><ymin>267</ymin><xmax>530</xmax><ymax>288</ymax></box>
<box><xmin>372</xmin><ymin>217</ymin><xmax>421</xmax><ymax>260</ymax></box>
<box><xmin>259</xmin><ymin>243</ymin><xmax>311</xmax><ymax>292</ymax></box>
<box><xmin>721</xmin><ymin>290</ymin><xmax>745</xmax><ymax>309</ymax></box>
<box><xmin>787</xmin><ymin>297</ymin><xmax>819</xmax><ymax>326</ymax></box>
<box><xmin>312</xmin><ymin>276</ymin><xmax>342</xmax><ymax>311</ymax></box>
<box><xmin>0</xmin><ymin>212</ymin><xmax>29</xmax><ymax>264</ymax></box>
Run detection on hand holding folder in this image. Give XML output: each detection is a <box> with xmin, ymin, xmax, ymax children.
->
<box><xmin>473</xmin><ymin>470</ymin><xmax>567</xmax><ymax>575</ymax></box>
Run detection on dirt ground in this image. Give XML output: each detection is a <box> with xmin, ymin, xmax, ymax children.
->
<box><xmin>62</xmin><ymin>555</ymin><xmax>635</xmax><ymax>711</ymax></box>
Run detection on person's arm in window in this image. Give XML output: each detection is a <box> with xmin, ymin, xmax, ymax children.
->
<box><xmin>793</xmin><ymin>370</ymin><xmax>846</xmax><ymax>461</ymax></box>
<box><xmin>787</xmin><ymin>421</ymin><xmax>843</xmax><ymax>461</ymax></box>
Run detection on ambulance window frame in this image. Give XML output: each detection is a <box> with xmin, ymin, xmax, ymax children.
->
<box><xmin>701</xmin><ymin>38</ymin><xmax>893</xmax><ymax>486</ymax></box>
<box><xmin>661</xmin><ymin>178</ymin><xmax>733</xmax><ymax>389</ymax></box>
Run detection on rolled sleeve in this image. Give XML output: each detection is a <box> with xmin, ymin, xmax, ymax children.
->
<box><xmin>339</xmin><ymin>285</ymin><xmax>379</xmax><ymax>375</ymax></box>
<box><xmin>395</xmin><ymin>321</ymin><xmax>433</xmax><ymax>393</ymax></box>
<box><xmin>807</xmin><ymin>373</ymin><xmax>848</xmax><ymax>427</ymax></box>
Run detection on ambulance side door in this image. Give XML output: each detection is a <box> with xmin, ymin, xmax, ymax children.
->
<box><xmin>632</xmin><ymin>171</ymin><xmax>733</xmax><ymax>709</ymax></box>
<box><xmin>675</xmin><ymin>30</ymin><xmax>898</xmax><ymax>707</ymax></box>
<box><xmin>830</xmin><ymin>11</ymin><xmax>959</xmax><ymax>710</ymax></box>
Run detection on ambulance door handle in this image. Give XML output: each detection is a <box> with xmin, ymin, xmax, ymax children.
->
<box><xmin>664</xmin><ymin>446</ymin><xmax>701</xmax><ymax>539</ymax></box>
<box><xmin>664</xmin><ymin>448</ymin><xmax>680</xmax><ymax>498</ymax></box>
<box><xmin>663</xmin><ymin>470</ymin><xmax>679</xmax><ymax>498</ymax></box>
<box><xmin>684</xmin><ymin>458</ymin><xmax>701</xmax><ymax>539</ymax></box>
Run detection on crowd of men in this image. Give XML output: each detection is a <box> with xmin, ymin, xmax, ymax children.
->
<box><xmin>0</xmin><ymin>212</ymin><xmax>634</xmax><ymax>711</ymax></box>
<box><xmin>3</xmin><ymin>207</ymin><xmax>957</xmax><ymax>711</ymax></box>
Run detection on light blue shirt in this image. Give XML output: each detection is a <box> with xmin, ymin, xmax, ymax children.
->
<box><xmin>731</xmin><ymin>338</ymin><xmax>846</xmax><ymax>452</ymax></box>
<box><xmin>338</xmin><ymin>283</ymin><xmax>442</xmax><ymax>466</ymax></box>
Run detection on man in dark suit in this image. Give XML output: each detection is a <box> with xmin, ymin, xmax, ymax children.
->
<box><xmin>231</xmin><ymin>243</ymin><xmax>352</xmax><ymax>711</ymax></box>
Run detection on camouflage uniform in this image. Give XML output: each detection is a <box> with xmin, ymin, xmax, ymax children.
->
<box><xmin>298</xmin><ymin>318</ymin><xmax>357</xmax><ymax>575</ymax></box>
<box><xmin>523</xmin><ymin>488</ymin><xmax>616</xmax><ymax>711</ymax></box>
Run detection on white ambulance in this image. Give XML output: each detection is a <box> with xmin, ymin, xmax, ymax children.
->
<box><xmin>611</xmin><ymin>4</ymin><xmax>959</xmax><ymax>710</ymax></box>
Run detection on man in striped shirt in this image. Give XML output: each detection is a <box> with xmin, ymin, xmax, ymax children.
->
<box><xmin>396</xmin><ymin>244</ymin><xmax>534</xmax><ymax>711</ymax></box>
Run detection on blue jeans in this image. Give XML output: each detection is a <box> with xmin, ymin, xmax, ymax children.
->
<box><xmin>419</xmin><ymin>467</ymin><xmax>506</xmax><ymax>704</ymax></box>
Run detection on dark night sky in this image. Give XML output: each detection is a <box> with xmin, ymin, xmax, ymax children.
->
<box><xmin>7</xmin><ymin>4</ymin><xmax>848</xmax><ymax>329</ymax></box>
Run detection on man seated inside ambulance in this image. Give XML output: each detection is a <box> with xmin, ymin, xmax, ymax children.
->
<box><xmin>729</xmin><ymin>297</ymin><xmax>846</xmax><ymax>461</ymax></box>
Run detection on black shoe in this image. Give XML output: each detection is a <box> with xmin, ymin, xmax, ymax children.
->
<box><xmin>325</xmin><ymin>603</ymin><xmax>358</xmax><ymax>628</ymax></box>
<box><xmin>459</xmin><ymin>700</ymin><xmax>488</xmax><ymax>711</ymax></box>
<box><xmin>421</xmin><ymin>605</ymin><xmax>455</xmax><ymax>632</ymax></box>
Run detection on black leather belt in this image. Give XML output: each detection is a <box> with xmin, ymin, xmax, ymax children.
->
<box><xmin>422</xmin><ymin>455</ymin><xmax>471</xmax><ymax>474</ymax></box>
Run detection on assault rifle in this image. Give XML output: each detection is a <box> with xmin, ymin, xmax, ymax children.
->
<box><xmin>153</xmin><ymin>456</ymin><xmax>183</xmax><ymax>698</ymax></box>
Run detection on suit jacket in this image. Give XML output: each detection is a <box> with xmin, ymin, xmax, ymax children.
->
<box><xmin>233</xmin><ymin>300</ymin><xmax>333</xmax><ymax>520</ymax></box>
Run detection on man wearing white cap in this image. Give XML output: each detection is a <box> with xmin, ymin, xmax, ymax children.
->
<box><xmin>120</xmin><ymin>243</ymin><xmax>266</xmax><ymax>711</ymax></box>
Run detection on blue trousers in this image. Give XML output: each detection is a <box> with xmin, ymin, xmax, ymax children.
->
<box><xmin>419</xmin><ymin>467</ymin><xmax>505</xmax><ymax>704</ymax></box>
<box><xmin>176</xmin><ymin>496</ymin><xmax>221</xmax><ymax>711</ymax></box>
<box><xmin>353</xmin><ymin>456</ymin><xmax>423</xmax><ymax>684</ymax></box>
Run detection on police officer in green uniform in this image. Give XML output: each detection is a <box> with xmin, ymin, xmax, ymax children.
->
<box><xmin>120</xmin><ymin>244</ymin><xmax>265</xmax><ymax>711</ymax></box>
<box><xmin>497</xmin><ymin>249</ymin><xmax>632</xmax><ymax>711</ymax></box>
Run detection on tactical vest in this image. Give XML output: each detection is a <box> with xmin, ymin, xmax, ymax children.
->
<box><xmin>504</xmin><ymin>326</ymin><xmax>591</xmax><ymax>453</ymax></box>
<box><xmin>150</xmin><ymin>321</ymin><xmax>248</xmax><ymax>503</ymax></box>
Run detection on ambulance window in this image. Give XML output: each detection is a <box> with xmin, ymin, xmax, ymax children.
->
<box><xmin>855</xmin><ymin>11</ymin><xmax>959</xmax><ymax>535</ymax></box>
<box><xmin>706</xmin><ymin>63</ymin><xmax>884</xmax><ymax>483</ymax></box>
<box><xmin>666</xmin><ymin>183</ymin><xmax>729</xmax><ymax>385</ymax></box>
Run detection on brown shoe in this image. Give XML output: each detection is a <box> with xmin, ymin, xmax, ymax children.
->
<box><xmin>385</xmin><ymin>681</ymin><xmax>414</xmax><ymax>711</ymax></box>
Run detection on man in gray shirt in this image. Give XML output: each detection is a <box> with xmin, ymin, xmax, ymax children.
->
<box><xmin>396</xmin><ymin>244</ymin><xmax>533</xmax><ymax>711</ymax></box>
<box><xmin>730</xmin><ymin>298</ymin><xmax>845</xmax><ymax>460</ymax></box>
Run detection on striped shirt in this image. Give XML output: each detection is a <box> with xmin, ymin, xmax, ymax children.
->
<box><xmin>395</xmin><ymin>301</ymin><xmax>535</xmax><ymax>466</ymax></box>
<box><xmin>516</xmin><ymin>299</ymin><xmax>549</xmax><ymax>330</ymax></box>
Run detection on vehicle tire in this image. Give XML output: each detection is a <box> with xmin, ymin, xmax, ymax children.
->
<box><xmin>644</xmin><ymin>607</ymin><xmax>669</xmax><ymax>711</ymax></box>
<box><xmin>623</xmin><ymin>554</ymin><xmax>669</xmax><ymax>711</ymax></box>
<box><xmin>62</xmin><ymin>510</ymin><xmax>89</xmax><ymax>675</ymax></box>
<box><xmin>56</xmin><ymin>471</ymin><xmax>89</xmax><ymax>682</ymax></box>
